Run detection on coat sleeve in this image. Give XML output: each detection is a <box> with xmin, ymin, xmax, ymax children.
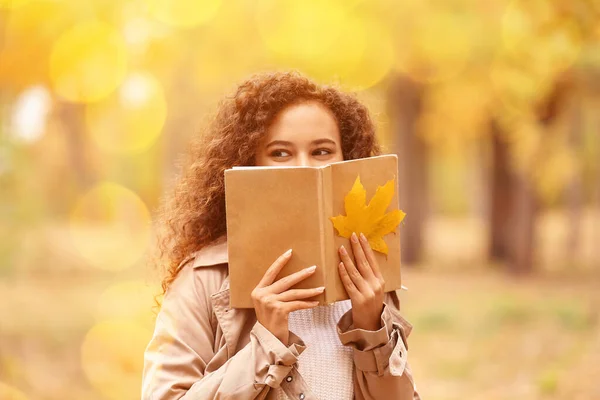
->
<box><xmin>141</xmin><ymin>265</ymin><xmax>305</xmax><ymax>400</ymax></box>
<box><xmin>337</xmin><ymin>294</ymin><xmax>421</xmax><ymax>400</ymax></box>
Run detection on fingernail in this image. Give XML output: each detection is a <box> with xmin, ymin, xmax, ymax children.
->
<box><xmin>351</xmin><ymin>232</ymin><xmax>358</xmax><ymax>243</ymax></box>
<box><xmin>339</xmin><ymin>246</ymin><xmax>347</xmax><ymax>255</ymax></box>
<box><xmin>316</xmin><ymin>286</ymin><xmax>325</xmax><ymax>292</ymax></box>
<box><xmin>306</xmin><ymin>265</ymin><xmax>317</xmax><ymax>273</ymax></box>
<box><xmin>359</xmin><ymin>232</ymin><xmax>367</xmax><ymax>242</ymax></box>
<box><xmin>285</xmin><ymin>249</ymin><xmax>292</xmax><ymax>257</ymax></box>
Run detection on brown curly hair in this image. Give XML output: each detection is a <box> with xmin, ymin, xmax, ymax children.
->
<box><xmin>155</xmin><ymin>71</ymin><xmax>381</xmax><ymax>295</ymax></box>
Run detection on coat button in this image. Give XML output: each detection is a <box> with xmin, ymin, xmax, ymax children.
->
<box><xmin>299</xmin><ymin>394</ymin><xmax>305</xmax><ymax>400</ymax></box>
<box><xmin>286</xmin><ymin>376</ymin><xmax>293</xmax><ymax>382</ymax></box>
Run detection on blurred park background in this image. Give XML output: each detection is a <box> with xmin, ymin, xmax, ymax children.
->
<box><xmin>1</xmin><ymin>0</ymin><xmax>600</xmax><ymax>399</ymax></box>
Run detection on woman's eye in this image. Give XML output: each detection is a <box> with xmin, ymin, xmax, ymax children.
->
<box><xmin>270</xmin><ymin>149</ymin><xmax>291</xmax><ymax>158</ymax></box>
<box><xmin>313</xmin><ymin>148</ymin><xmax>332</xmax><ymax>156</ymax></box>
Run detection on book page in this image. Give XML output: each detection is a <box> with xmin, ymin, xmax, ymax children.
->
<box><xmin>225</xmin><ymin>167</ymin><xmax>327</xmax><ymax>308</ymax></box>
<box><xmin>327</xmin><ymin>155</ymin><xmax>403</xmax><ymax>302</ymax></box>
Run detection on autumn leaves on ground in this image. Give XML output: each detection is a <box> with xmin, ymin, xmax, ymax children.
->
<box><xmin>1</xmin><ymin>214</ymin><xmax>599</xmax><ymax>400</ymax></box>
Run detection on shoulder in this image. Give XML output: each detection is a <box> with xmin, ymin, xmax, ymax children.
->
<box><xmin>184</xmin><ymin>236</ymin><xmax>229</xmax><ymax>271</ymax></box>
<box><xmin>169</xmin><ymin>236</ymin><xmax>229</xmax><ymax>302</ymax></box>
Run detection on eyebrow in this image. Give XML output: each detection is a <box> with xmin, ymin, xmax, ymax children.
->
<box><xmin>265</xmin><ymin>140</ymin><xmax>292</xmax><ymax>148</ymax></box>
<box><xmin>265</xmin><ymin>138</ymin><xmax>337</xmax><ymax>148</ymax></box>
<box><xmin>312</xmin><ymin>138</ymin><xmax>337</xmax><ymax>146</ymax></box>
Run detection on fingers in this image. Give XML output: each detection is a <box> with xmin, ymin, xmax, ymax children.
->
<box><xmin>359</xmin><ymin>232</ymin><xmax>383</xmax><ymax>280</ymax></box>
<box><xmin>339</xmin><ymin>244</ymin><xmax>370</xmax><ymax>292</ymax></box>
<box><xmin>257</xmin><ymin>249</ymin><xmax>293</xmax><ymax>288</ymax></box>
<box><xmin>350</xmin><ymin>232</ymin><xmax>376</xmax><ymax>281</ymax></box>
<box><xmin>285</xmin><ymin>300</ymin><xmax>320</xmax><ymax>312</ymax></box>
<box><xmin>277</xmin><ymin>287</ymin><xmax>325</xmax><ymax>302</ymax></box>
<box><xmin>338</xmin><ymin>262</ymin><xmax>360</xmax><ymax>297</ymax></box>
<box><xmin>270</xmin><ymin>265</ymin><xmax>317</xmax><ymax>294</ymax></box>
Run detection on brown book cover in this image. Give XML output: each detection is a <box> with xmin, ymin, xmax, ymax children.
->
<box><xmin>225</xmin><ymin>154</ymin><xmax>402</xmax><ymax>308</ymax></box>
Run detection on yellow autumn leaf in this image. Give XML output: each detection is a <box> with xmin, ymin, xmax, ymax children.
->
<box><xmin>330</xmin><ymin>176</ymin><xmax>406</xmax><ymax>255</ymax></box>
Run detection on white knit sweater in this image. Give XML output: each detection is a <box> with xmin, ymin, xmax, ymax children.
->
<box><xmin>276</xmin><ymin>300</ymin><xmax>354</xmax><ymax>400</ymax></box>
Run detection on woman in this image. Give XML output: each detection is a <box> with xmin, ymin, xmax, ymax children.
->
<box><xmin>143</xmin><ymin>71</ymin><xmax>420</xmax><ymax>400</ymax></box>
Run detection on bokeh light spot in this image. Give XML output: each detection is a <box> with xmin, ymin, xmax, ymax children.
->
<box><xmin>10</xmin><ymin>86</ymin><xmax>51</xmax><ymax>144</ymax></box>
<box><xmin>85</xmin><ymin>72</ymin><xmax>167</xmax><ymax>155</ymax></box>
<box><xmin>341</xmin><ymin>19</ymin><xmax>394</xmax><ymax>90</ymax></box>
<box><xmin>96</xmin><ymin>280</ymin><xmax>160</xmax><ymax>329</ymax></box>
<box><xmin>50</xmin><ymin>21</ymin><xmax>127</xmax><ymax>103</ymax></box>
<box><xmin>190</xmin><ymin>5</ymin><xmax>266</xmax><ymax>96</ymax></box>
<box><xmin>394</xmin><ymin>12</ymin><xmax>471</xmax><ymax>84</ymax></box>
<box><xmin>145</xmin><ymin>0</ymin><xmax>221</xmax><ymax>28</ymax></box>
<box><xmin>297</xmin><ymin>15</ymin><xmax>394</xmax><ymax>90</ymax></box>
<box><xmin>278</xmin><ymin>14</ymin><xmax>365</xmax><ymax>87</ymax></box>
<box><xmin>81</xmin><ymin>320</ymin><xmax>151</xmax><ymax>400</ymax></box>
<box><xmin>69</xmin><ymin>182</ymin><xmax>151</xmax><ymax>271</ymax></box>
<box><xmin>502</xmin><ymin>0</ymin><xmax>582</xmax><ymax>77</ymax></box>
<box><xmin>192</xmin><ymin>34</ymin><xmax>261</xmax><ymax>96</ymax></box>
<box><xmin>501</xmin><ymin>0</ymin><xmax>551</xmax><ymax>54</ymax></box>
<box><xmin>257</xmin><ymin>0</ymin><xmax>346</xmax><ymax>60</ymax></box>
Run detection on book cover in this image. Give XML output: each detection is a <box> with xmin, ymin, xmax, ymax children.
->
<box><xmin>225</xmin><ymin>154</ymin><xmax>403</xmax><ymax>308</ymax></box>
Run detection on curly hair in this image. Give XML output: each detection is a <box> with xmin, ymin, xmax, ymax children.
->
<box><xmin>155</xmin><ymin>71</ymin><xmax>381</xmax><ymax>295</ymax></box>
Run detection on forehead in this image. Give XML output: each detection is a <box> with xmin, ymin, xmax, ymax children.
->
<box><xmin>265</xmin><ymin>101</ymin><xmax>340</xmax><ymax>142</ymax></box>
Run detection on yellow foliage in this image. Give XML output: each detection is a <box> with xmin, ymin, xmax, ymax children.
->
<box><xmin>144</xmin><ymin>0</ymin><xmax>221</xmax><ymax>28</ymax></box>
<box><xmin>85</xmin><ymin>71</ymin><xmax>167</xmax><ymax>155</ymax></box>
<box><xmin>81</xmin><ymin>320</ymin><xmax>152</xmax><ymax>400</ymax></box>
<box><xmin>330</xmin><ymin>176</ymin><xmax>406</xmax><ymax>255</ymax></box>
<box><xmin>50</xmin><ymin>21</ymin><xmax>127</xmax><ymax>103</ymax></box>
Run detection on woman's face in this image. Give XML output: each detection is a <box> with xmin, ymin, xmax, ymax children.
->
<box><xmin>255</xmin><ymin>101</ymin><xmax>344</xmax><ymax>167</ymax></box>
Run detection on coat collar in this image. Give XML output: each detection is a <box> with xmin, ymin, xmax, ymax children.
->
<box><xmin>189</xmin><ymin>236</ymin><xmax>250</xmax><ymax>357</ymax></box>
<box><xmin>190</xmin><ymin>236</ymin><xmax>229</xmax><ymax>268</ymax></box>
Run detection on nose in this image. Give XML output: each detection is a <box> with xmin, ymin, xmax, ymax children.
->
<box><xmin>297</xmin><ymin>152</ymin><xmax>311</xmax><ymax>167</ymax></box>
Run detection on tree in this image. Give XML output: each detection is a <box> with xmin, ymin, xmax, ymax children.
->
<box><xmin>388</xmin><ymin>75</ymin><xmax>427</xmax><ymax>265</ymax></box>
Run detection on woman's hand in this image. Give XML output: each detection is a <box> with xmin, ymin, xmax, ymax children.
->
<box><xmin>251</xmin><ymin>249</ymin><xmax>324</xmax><ymax>345</ymax></box>
<box><xmin>338</xmin><ymin>232</ymin><xmax>385</xmax><ymax>331</ymax></box>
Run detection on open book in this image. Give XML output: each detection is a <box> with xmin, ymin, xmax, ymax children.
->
<box><xmin>224</xmin><ymin>154</ymin><xmax>404</xmax><ymax>308</ymax></box>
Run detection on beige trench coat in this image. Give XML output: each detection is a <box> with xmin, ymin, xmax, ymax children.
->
<box><xmin>142</xmin><ymin>238</ymin><xmax>420</xmax><ymax>400</ymax></box>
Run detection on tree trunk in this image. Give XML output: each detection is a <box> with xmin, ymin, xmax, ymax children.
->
<box><xmin>509</xmin><ymin>172</ymin><xmax>537</xmax><ymax>274</ymax></box>
<box><xmin>596</xmin><ymin>172</ymin><xmax>600</xmax><ymax>270</ymax></box>
<box><xmin>595</xmin><ymin>111</ymin><xmax>600</xmax><ymax>270</ymax></box>
<box><xmin>488</xmin><ymin>74</ymin><xmax>574</xmax><ymax>274</ymax></box>
<box><xmin>565</xmin><ymin>93</ymin><xmax>583</xmax><ymax>262</ymax></box>
<box><xmin>489</xmin><ymin>120</ymin><xmax>513</xmax><ymax>262</ymax></box>
<box><xmin>387</xmin><ymin>75</ymin><xmax>426</xmax><ymax>265</ymax></box>
<box><xmin>488</xmin><ymin>120</ymin><xmax>537</xmax><ymax>274</ymax></box>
